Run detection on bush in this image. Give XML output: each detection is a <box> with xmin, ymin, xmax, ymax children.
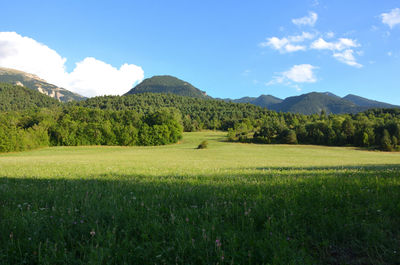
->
<box><xmin>197</xmin><ymin>140</ymin><xmax>208</xmax><ymax>149</ymax></box>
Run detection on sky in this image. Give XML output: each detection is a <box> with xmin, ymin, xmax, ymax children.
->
<box><xmin>1</xmin><ymin>0</ymin><xmax>400</xmax><ymax>104</ymax></box>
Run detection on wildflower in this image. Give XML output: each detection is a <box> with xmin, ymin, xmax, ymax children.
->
<box><xmin>90</xmin><ymin>230</ymin><xmax>96</xmax><ymax>237</ymax></box>
<box><xmin>80</xmin><ymin>220</ymin><xmax>84</xmax><ymax>223</ymax></box>
<box><xmin>185</xmin><ymin>217</ymin><xmax>189</xmax><ymax>222</ymax></box>
<box><xmin>215</xmin><ymin>239</ymin><xmax>221</xmax><ymax>247</ymax></box>
<box><xmin>9</xmin><ymin>232</ymin><xmax>13</xmax><ymax>239</ymax></box>
<box><xmin>221</xmin><ymin>255</ymin><xmax>224</xmax><ymax>260</ymax></box>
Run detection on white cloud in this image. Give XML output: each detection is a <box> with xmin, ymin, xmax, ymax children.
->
<box><xmin>310</xmin><ymin>37</ymin><xmax>362</xmax><ymax>67</ymax></box>
<box><xmin>283</xmin><ymin>64</ymin><xmax>317</xmax><ymax>83</ymax></box>
<box><xmin>333</xmin><ymin>50</ymin><xmax>362</xmax><ymax>68</ymax></box>
<box><xmin>289</xmin><ymin>32</ymin><xmax>315</xmax><ymax>42</ymax></box>
<box><xmin>310</xmin><ymin>37</ymin><xmax>359</xmax><ymax>51</ymax></box>
<box><xmin>260</xmin><ymin>36</ymin><xmax>288</xmax><ymax>50</ymax></box>
<box><xmin>267</xmin><ymin>64</ymin><xmax>317</xmax><ymax>86</ymax></box>
<box><xmin>381</xmin><ymin>8</ymin><xmax>400</xmax><ymax>29</ymax></box>
<box><xmin>67</xmin><ymin>58</ymin><xmax>144</xmax><ymax>97</ymax></box>
<box><xmin>292</xmin><ymin>12</ymin><xmax>318</xmax><ymax>27</ymax></box>
<box><xmin>285</xmin><ymin>44</ymin><xmax>306</xmax><ymax>52</ymax></box>
<box><xmin>260</xmin><ymin>32</ymin><xmax>314</xmax><ymax>53</ymax></box>
<box><xmin>0</xmin><ymin>32</ymin><xmax>144</xmax><ymax>97</ymax></box>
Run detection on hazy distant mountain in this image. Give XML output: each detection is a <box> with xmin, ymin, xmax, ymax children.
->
<box><xmin>0</xmin><ymin>82</ymin><xmax>60</xmax><ymax>111</ymax></box>
<box><xmin>343</xmin><ymin>94</ymin><xmax>399</xmax><ymax>109</ymax></box>
<box><xmin>228</xmin><ymin>95</ymin><xmax>283</xmax><ymax>108</ymax></box>
<box><xmin>226</xmin><ymin>92</ymin><xmax>398</xmax><ymax>114</ymax></box>
<box><xmin>125</xmin><ymin>75</ymin><xmax>209</xmax><ymax>99</ymax></box>
<box><xmin>269</xmin><ymin>92</ymin><xmax>365</xmax><ymax>115</ymax></box>
<box><xmin>0</xmin><ymin>67</ymin><xmax>85</xmax><ymax>102</ymax></box>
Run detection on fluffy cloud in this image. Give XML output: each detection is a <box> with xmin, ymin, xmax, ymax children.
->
<box><xmin>310</xmin><ymin>37</ymin><xmax>362</xmax><ymax>67</ymax></box>
<box><xmin>310</xmin><ymin>37</ymin><xmax>359</xmax><ymax>51</ymax></box>
<box><xmin>381</xmin><ymin>8</ymin><xmax>400</xmax><ymax>29</ymax></box>
<box><xmin>289</xmin><ymin>32</ymin><xmax>314</xmax><ymax>42</ymax></box>
<box><xmin>292</xmin><ymin>12</ymin><xmax>318</xmax><ymax>27</ymax></box>
<box><xmin>333</xmin><ymin>50</ymin><xmax>362</xmax><ymax>68</ymax></box>
<box><xmin>282</xmin><ymin>64</ymin><xmax>317</xmax><ymax>83</ymax></box>
<box><xmin>267</xmin><ymin>64</ymin><xmax>317</xmax><ymax>86</ymax></box>
<box><xmin>260</xmin><ymin>32</ymin><xmax>314</xmax><ymax>53</ymax></box>
<box><xmin>0</xmin><ymin>32</ymin><xmax>144</xmax><ymax>97</ymax></box>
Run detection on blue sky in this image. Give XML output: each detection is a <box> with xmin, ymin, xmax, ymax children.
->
<box><xmin>1</xmin><ymin>0</ymin><xmax>400</xmax><ymax>104</ymax></box>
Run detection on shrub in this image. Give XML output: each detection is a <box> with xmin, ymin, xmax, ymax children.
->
<box><xmin>197</xmin><ymin>140</ymin><xmax>208</xmax><ymax>149</ymax></box>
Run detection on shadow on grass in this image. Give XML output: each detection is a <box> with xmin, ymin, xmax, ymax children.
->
<box><xmin>0</xmin><ymin>165</ymin><xmax>399</xmax><ymax>264</ymax></box>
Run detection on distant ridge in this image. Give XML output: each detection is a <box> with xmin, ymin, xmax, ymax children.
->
<box><xmin>125</xmin><ymin>75</ymin><xmax>209</xmax><ymax>99</ymax></box>
<box><xmin>267</xmin><ymin>92</ymin><xmax>364</xmax><ymax>115</ymax></box>
<box><xmin>222</xmin><ymin>92</ymin><xmax>398</xmax><ymax>115</ymax></box>
<box><xmin>343</xmin><ymin>94</ymin><xmax>399</xmax><ymax>109</ymax></box>
<box><xmin>225</xmin><ymin>95</ymin><xmax>283</xmax><ymax>108</ymax></box>
<box><xmin>0</xmin><ymin>67</ymin><xmax>85</xmax><ymax>102</ymax></box>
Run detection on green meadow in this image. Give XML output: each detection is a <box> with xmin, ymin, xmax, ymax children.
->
<box><xmin>1</xmin><ymin>131</ymin><xmax>400</xmax><ymax>264</ymax></box>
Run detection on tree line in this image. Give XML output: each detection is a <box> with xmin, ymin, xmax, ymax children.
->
<box><xmin>1</xmin><ymin>84</ymin><xmax>399</xmax><ymax>152</ymax></box>
<box><xmin>227</xmin><ymin>109</ymin><xmax>400</xmax><ymax>151</ymax></box>
<box><xmin>0</xmin><ymin>106</ymin><xmax>183</xmax><ymax>153</ymax></box>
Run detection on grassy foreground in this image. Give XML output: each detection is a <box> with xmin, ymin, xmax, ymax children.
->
<box><xmin>1</xmin><ymin>131</ymin><xmax>399</xmax><ymax>264</ymax></box>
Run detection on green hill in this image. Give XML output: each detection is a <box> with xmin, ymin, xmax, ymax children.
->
<box><xmin>231</xmin><ymin>95</ymin><xmax>283</xmax><ymax>108</ymax></box>
<box><xmin>0</xmin><ymin>67</ymin><xmax>85</xmax><ymax>102</ymax></box>
<box><xmin>270</xmin><ymin>92</ymin><xmax>365</xmax><ymax>114</ymax></box>
<box><xmin>0</xmin><ymin>82</ymin><xmax>61</xmax><ymax>111</ymax></box>
<box><xmin>125</xmin><ymin>75</ymin><xmax>209</xmax><ymax>99</ymax></box>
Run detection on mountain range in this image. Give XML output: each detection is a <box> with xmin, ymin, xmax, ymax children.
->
<box><xmin>126</xmin><ymin>75</ymin><xmax>399</xmax><ymax>115</ymax></box>
<box><xmin>0</xmin><ymin>68</ymin><xmax>398</xmax><ymax>114</ymax></box>
<box><xmin>225</xmin><ymin>92</ymin><xmax>399</xmax><ymax>114</ymax></box>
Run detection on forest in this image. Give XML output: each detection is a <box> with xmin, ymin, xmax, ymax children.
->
<box><xmin>0</xmin><ymin>105</ymin><xmax>183</xmax><ymax>152</ymax></box>
<box><xmin>72</xmin><ymin>93</ymin><xmax>400</xmax><ymax>151</ymax></box>
<box><xmin>1</xmin><ymin>83</ymin><xmax>400</xmax><ymax>152</ymax></box>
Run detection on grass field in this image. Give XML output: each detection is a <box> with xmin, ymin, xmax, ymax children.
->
<box><xmin>1</xmin><ymin>131</ymin><xmax>400</xmax><ymax>264</ymax></box>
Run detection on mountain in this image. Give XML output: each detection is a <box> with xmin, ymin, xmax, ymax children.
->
<box><xmin>0</xmin><ymin>82</ymin><xmax>61</xmax><ymax>111</ymax></box>
<box><xmin>229</xmin><ymin>92</ymin><xmax>398</xmax><ymax>115</ymax></box>
<box><xmin>125</xmin><ymin>75</ymin><xmax>209</xmax><ymax>99</ymax></box>
<box><xmin>269</xmin><ymin>92</ymin><xmax>365</xmax><ymax>115</ymax></box>
<box><xmin>0</xmin><ymin>67</ymin><xmax>85</xmax><ymax>102</ymax></box>
<box><xmin>343</xmin><ymin>94</ymin><xmax>399</xmax><ymax>109</ymax></box>
<box><xmin>123</xmin><ymin>75</ymin><xmax>397</xmax><ymax>114</ymax></box>
<box><xmin>321</xmin><ymin>92</ymin><xmax>341</xmax><ymax>99</ymax></box>
<box><xmin>231</xmin><ymin>95</ymin><xmax>283</xmax><ymax>108</ymax></box>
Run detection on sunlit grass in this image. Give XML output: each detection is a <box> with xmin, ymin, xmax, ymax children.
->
<box><xmin>1</xmin><ymin>131</ymin><xmax>399</xmax><ymax>264</ymax></box>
